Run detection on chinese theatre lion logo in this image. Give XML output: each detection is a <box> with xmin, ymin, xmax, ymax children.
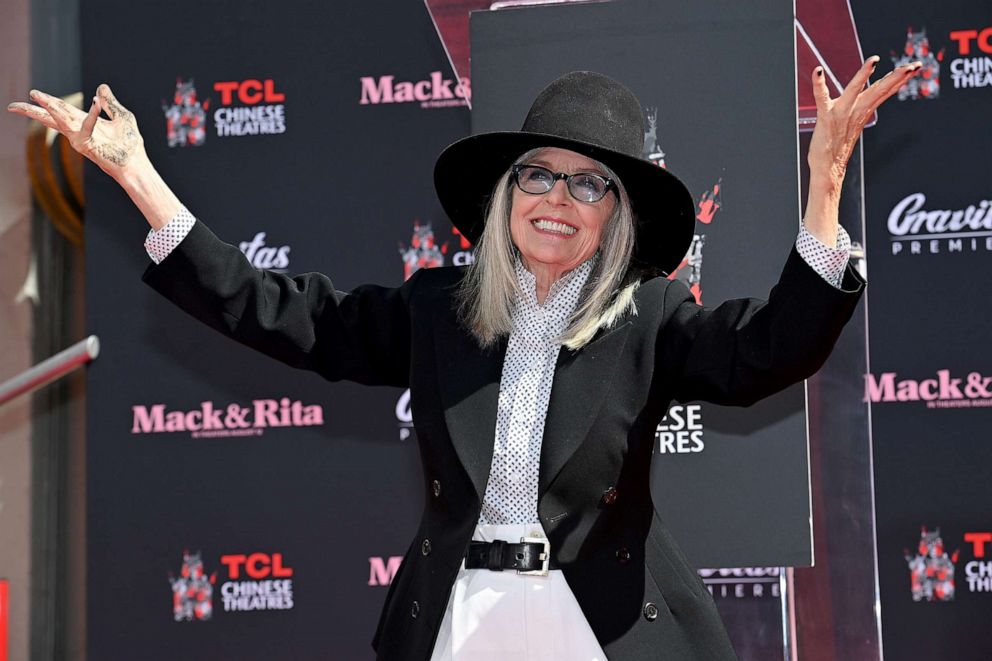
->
<box><xmin>400</xmin><ymin>221</ymin><xmax>448</xmax><ymax>280</ymax></box>
<box><xmin>163</xmin><ymin>78</ymin><xmax>210</xmax><ymax>147</ymax></box>
<box><xmin>669</xmin><ymin>179</ymin><xmax>723</xmax><ymax>304</ymax></box>
<box><xmin>641</xmin><ymin>107</ymin><xmax>723</xmax><ymax>304</ymax></box>
<box><xmin>905</xmin><ymin>527</ymin><xmax>958</xmax><ymax>602</ymax></box>
<box><xmin>642</xmin><ymin>107</ymin><xmax>666</xmax><ymax>168</ymax></box>
<box><xmin>892</xmin><ymin>27</ymin><xmax>944</xmax><ymax>101</ymax></box>
<box><xmin>169</xmin><ymin>550</ymin><xmax>217</xmax><ymax>621</ymax></box>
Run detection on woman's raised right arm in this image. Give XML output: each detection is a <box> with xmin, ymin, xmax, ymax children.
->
<box><xmin>9</xmin><ymin>85</ymin><xmax>418</xmax><ymax>387</ymax></box>
<box><xmin>8</xmin><ymin>84</ymin><xmax>181</xmax><ymax>230</ymax></box>
<box><xmin>143</xmin><ymin>217</ymin><xmax>418</xmax><ymax>387</ymax></box>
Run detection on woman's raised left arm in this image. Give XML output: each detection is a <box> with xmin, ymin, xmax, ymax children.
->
<box><xmin>802</xmin><ymin>56</ymin><xmax>922</xmax><ymax>246</ymax></box>
<box><xmin>656</xmin><ymin>59</ymin><xmax>923</xmax><ymax>405</ymax></box>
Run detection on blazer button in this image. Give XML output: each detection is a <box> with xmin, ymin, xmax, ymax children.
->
<box><xmin>643</xmin><ymin>602</ymin><xmax>659</xmax><ymax>622</ymax></box>
<box><xmin>432</xmin><ymin>480</ymin><xmax>441</xmax><ymax>497</ymax></box>
<box><xmin>421</xmin><ymin>538</ymin><xmax>432</xmax><ymax>556</ymax></box>
<box><xmin>602</xmin><ymin>486</ymin><xmax>619</xmax><ymax>506</ymax></box>
<box><xmin>411</xmin><ymin>600</ymin><xmax>420</xmax><ymax>619</ymax></box>
<box><xmin>616</xmin><ymin>546</ymin><xmax>631</xmax><ymax>564</ymax></box>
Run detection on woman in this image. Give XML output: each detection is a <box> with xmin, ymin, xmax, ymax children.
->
<box><xmin>9</xmin><ymin>59</ymin><xmax>919</xmax><ymax>660</ymax></box>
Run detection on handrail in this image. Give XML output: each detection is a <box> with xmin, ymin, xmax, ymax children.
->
<box><xmin>0</xmin><ymin>335</ymin><xmax>100</xmax><ymax>406</ymax></box>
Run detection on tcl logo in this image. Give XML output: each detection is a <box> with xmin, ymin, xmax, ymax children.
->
<box><xmin>949</xmin><ymin>28</ymin><xmax>992</xmax><ymax>55</ymax></box>
<box><xmin>965</xmin><ymin>532</ymin><xmax>992</xmax><ymax>557</ymax></box>
<box><xmin>220</xmin><ymin>552</ymin><xmax>294</xmax><ymax>579</ymax></box>
<box><xmin>213</xmin><ymin>79</ymin><xmax>285</xmax><ymax>105</ymax></box>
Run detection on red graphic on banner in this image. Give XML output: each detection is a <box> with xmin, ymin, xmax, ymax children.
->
<box><xmin>696</xmin><ymin>179</ymin><xmax>723</xmax><ymax>225</ymax></box>
<box><xmin>400</xmin><ymin>221</ymin><xmax>448</xmax><ymax>280</ymax></box>
<box><xmin>169</xmin><ymin>550</ymin><xmax>217</xmax><ymax>621</ymax></box>
<box><xmin>641</xmin><ymin>107</ymin><xmax>725</xmax><ymax>304</ymax></box>
<box><xmin>398</xmin><ymin>220</ymin><xmax>475</xmax><ymax>281</ymax></box>
<box><xmin>905</xmin><ymin>527</ymin><xmax>958</xmax><ymax>602</ymax></box>
<box><xmin>163</xmin><ymin>78</ymin><xmax>210</xmax><ymax>148</ymax></box>
<box><xmin>451</xmin><ymin>225</ymin><xmax>472</xmax><ymax>250</ymax></box>
<box><xmin>892</xmin><ymin>27</ymin><xmax>944</xmax><ymax>100</ymax></box>
<box><xmin>666</xmin><ymin>179</ymin><xmax>725</xmax><ymax>304</ymax></box>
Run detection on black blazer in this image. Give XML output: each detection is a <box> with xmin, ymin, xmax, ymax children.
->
<box><xmin>143</xmin><ymin>220</ymin><xmax>865</xmax><ymax>660</ymax></box>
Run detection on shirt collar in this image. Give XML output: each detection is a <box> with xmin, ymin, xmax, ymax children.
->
<box><xmin>513</xmin><ymin>255</ymin><xmax>596</xmax><ymax>335</ymax></box>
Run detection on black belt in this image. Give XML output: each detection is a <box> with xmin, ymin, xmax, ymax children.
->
<box><xmin>464</xmin><ymin>538</ymin><xmax>558</xmax><ymax>575</ymax></box>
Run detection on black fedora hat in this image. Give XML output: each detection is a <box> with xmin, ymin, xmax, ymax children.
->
<box><xmin>434</xmin><ymin>71</ymin><xmax>695</xmax><ymax>275</ymax></box>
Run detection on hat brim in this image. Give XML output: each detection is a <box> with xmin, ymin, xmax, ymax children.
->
<box><xmin>434</xmin><ymin>131</ymin><xmax>696</xmax><ymax>275</ymax></box>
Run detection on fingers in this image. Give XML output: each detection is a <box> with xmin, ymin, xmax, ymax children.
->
<box><xmin>28</xmin><ymin>89</ymin><xmax>79</xmax><ymax>131</ymax></box>
<box><xmin>811</xmin><ymin>66</ymin><xmax>831</xmax><ymax>112</ymax></box>
<box><xmin>96</xmin><ymin>83</ymin><xmax>126</xmax><ymax>120</ymax></box>
<box><xmin>860</xmin><ymin>60</ymin><xmax>923</xmax><ymax>111</ymax></box>
<box><xmin>80</xmin><ymin>96</ymin><xmax>101</xmax><ymax>141</ymax></box>
<box><xmin>6</xmin><ymin>101</ymin><xmax>58</xmax><ymax>130</ymax></box>
<box><xmin>839</xmin><ymin>56</ymin><xmax>881</xmax><ymax>106</ymax></box>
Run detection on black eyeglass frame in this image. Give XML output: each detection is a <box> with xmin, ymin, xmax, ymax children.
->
<box><xmin>510</xmin><ymin>164</ymin><xmax>617</xmax><ymax>203</ymax></box>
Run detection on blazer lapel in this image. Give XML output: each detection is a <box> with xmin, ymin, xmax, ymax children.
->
<box><xmin>539</xmin><ymin>321</ymin><xmax>632</xmax><ymax>497</ymax></box>
<box><xmin>433</xmin><ymin>310</ymin><xmax>632</xmax><ymax>502</ymax></box>
<box><xmin>432</xmin><ymin>313</ymin><xmax>507</xmax><ymax>500</ymax></box>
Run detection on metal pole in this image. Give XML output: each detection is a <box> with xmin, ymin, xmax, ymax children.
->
<box><xmin>0</xmin><ymin>335</ymin><xmax>99</xmax><ymax>406</ymax></box>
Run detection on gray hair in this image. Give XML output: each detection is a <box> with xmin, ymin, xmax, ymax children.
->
<box><xmin>454</xmin><ymin>149</ymin><xmax>640</xmax><ymax>350</ymax></box>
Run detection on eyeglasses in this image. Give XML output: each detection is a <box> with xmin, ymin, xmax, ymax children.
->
<box><xmin>511</xmin><ymin>164</ymin><xmax>615</xmax><ymax>203</ymax></box>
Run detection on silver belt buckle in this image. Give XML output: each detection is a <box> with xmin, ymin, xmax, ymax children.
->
<box><xmin>518</xmin><ymin>536</ymin><xmax>551</xmax><ymax>576</ymax></box>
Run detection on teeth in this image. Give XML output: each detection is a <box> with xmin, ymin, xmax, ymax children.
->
<box><xmin>533</xmin><ymin>219</ymin><xmax>576</xmax><ymax>235</ymax></box>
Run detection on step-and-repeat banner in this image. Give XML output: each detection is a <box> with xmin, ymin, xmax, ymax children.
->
<box><xmin>82</xmin><ymin>1</ymin><xmax>468</xmax><ymax>657</ymax></box>
<box><xmin>853</xmin><ymin>0</ymin><xmax>992</xmax><ymax>659</ymax></box>
<box><xmin>81</xmin><ymin>0</ymin><xmax>988</xmax><ymax>658</ymax></box>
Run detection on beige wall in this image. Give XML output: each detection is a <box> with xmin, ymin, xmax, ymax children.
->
<box><xmin>0</xmin><ymin>0</ymin><xmax>33</xmax><ymax>658</ymax></box>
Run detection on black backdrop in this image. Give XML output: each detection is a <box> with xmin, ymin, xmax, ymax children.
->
<box><xmin>853</xmin><ymin>0</ymin><xmax>992</xmax><ymax>658</ymax></box>
<box><xmin>80</xmin><ymin>0</ymin><xmax>991</xmax><ymax>659</ymax></box>
<box><xmin>83</xmin><ymin>0</ymin><xmax>465</xmax><ymax>657</ymax></box>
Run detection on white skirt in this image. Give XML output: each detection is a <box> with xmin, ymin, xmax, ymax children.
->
<box><xmin>429</xmin><ymin>523</ymin><xmax>608</xmax><ymax>661</ymax></box>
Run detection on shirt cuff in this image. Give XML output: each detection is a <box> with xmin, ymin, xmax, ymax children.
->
<box><xmin>145</xmin><ymin>206</ymin><xmax>197</xmax><ymax>264</ymax></box>
<box><xmin>795</xmin><ymin>223</ymin><xmax>851</xmax><ymax>288</ymax></box>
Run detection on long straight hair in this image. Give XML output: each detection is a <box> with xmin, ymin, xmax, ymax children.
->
<box><xmin>454</xmin><ymin>149</ymin><xmax>640</xmax><ymax>350</ymax></box>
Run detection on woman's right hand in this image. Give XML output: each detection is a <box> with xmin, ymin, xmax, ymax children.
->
<box><xmin>9</xmin><ymin>84</ymin><xmax>183</xmax><ymax>229</ymax></box>
<box><xmin>7</xmin><ymin>84</ymin><xmax>148</xmax><ymax>182</ymax></box>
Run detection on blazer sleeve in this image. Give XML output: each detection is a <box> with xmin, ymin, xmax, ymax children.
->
<box><xmin>657</xmin><ymin>246</ymin><xmax>865</xmax><ymax>406</ymax></box>
<box><xmin>141</xmin><ymin>219</ymin><xmax>417</xmax><ymax>388</ymax></box>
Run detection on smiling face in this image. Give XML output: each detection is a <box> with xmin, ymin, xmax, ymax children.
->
<box><xmin>509</xmin><ymin>147</ymin><xmax>616</xmax><ymax>278</ymax></box>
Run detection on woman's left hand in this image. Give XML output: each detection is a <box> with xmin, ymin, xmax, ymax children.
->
<box><xmin>802</xmin><ymin>56</ymin><xmax>921</xmax><ymax>245</ymax></box>
<box><xmin>808</xmin><ymin>56</ymin><xmax>921</xmax><ymax>183</ymax></box>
